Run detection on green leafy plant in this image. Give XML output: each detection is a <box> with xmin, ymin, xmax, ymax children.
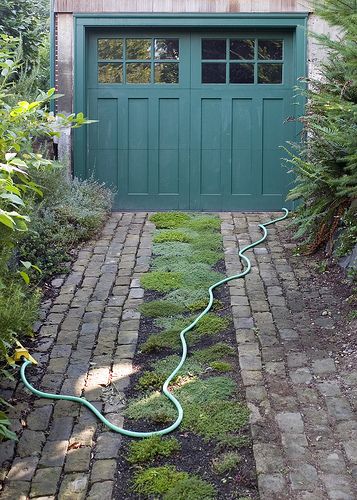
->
<box><xmin>286</xmin><ymin>0</ymin><xmax>357</xmax><ymax>255</ymax></box>
<box><xmin>127</xmin><ymin>436</ymin><xmax>181</xmax><ymax>464</ymax></box>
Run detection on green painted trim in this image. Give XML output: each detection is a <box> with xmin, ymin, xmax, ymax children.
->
<box><xmin>73</xmin><ymin>21</ymin><xmax>86</xmax><ymax>178</ymax></box>
<box><xmin>50</xmin><ymin>0</ymin><xmax>55</xmax><ymax>113</ymax></box>
<box><xmin>74</xmin><ymin>13</ymin><xmax>309</xmax><ymax>19</ymax></box>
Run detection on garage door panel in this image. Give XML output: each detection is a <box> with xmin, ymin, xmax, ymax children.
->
<box><xmin>231</xmin><ymin>98</ymin><xmax>253</xmax><ymax>195</ymax></box>
<box><xmin>85</xmin><ymin>29</ymin><xmax>297</xmax><ymax>210</ymax></box>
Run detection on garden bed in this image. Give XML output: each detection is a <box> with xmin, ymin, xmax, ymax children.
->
<box><xmin>113</xmin><ymin>212</ymin><xmax>258</xmax><ymax>500</ymax></box>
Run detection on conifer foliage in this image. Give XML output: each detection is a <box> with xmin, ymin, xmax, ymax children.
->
<box><xmin>287</xmin><ymin>0</ymin><xmax>357</xmax><ymax>254</ymax></box>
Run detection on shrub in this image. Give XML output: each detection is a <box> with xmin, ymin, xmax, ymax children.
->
<box><xmin>141</xmin><ymin>271</ymin><xmax>184</xmax><ymax>292</ymax></box>
<box><xmin>164</xmin><ymin>476</ymin><xmax>216</xmax><ymax>500</ymax></box>
<box><xmin>19</xmin><ymin>164</ymin><xmax>113</xmax><ymax>279</ymax></box>
<box><xmin>0</xmin><ymin>280</ymin><xmax>40</xmax><ymax>359</ymax></box>
<box><xmin>127</xmin><ymin>436</ymin><xmax>181</xmax><ymax>464</ymax></box>
<box><xmin>212</xmin><ymin>451</ymin><xmax>241</xmax><ymax>474</ymax></box>
<box><xmin>286</xmin><ymin>0</ymin><xmax>357</xmax><ymax>254</ymax></box>
<box><xmin>149</xmin><ymin>212</ymin><xmax>191</xmax><ymax>229</ymax></box>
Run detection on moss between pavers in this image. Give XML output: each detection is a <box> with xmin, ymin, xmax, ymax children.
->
<box><xmin>128</xmin><ymin>212</ymin><xmax>253</xmax><ymax>499</ymax></box>
<box><xmin>132</xmin><ymin>465</ymin><xmax>216</xmax><ymax>499</ymax></box>
<box><xmin>127</xmin><ymin>436</ymin><xmax>181</xmax><ymax>464</ymax></box>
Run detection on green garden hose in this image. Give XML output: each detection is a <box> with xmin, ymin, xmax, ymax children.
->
<box><xmin>20</xmin><ymin>209</ymin><xmax>288</xmax><ymax>438</ymax></box>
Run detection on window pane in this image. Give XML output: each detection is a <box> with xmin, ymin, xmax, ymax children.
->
<box><xmin>230</xmin><ymin>63</ymin><xmax>254</xmax><ymax>84</ymax></box>
<box><xmin>126</xmin><ymin>63</ymin><xmax>151</xmax><ymax>83</ymax></box>
<box><xmin>155</xmin><ymin>63</ymin><xmax>179</xmax><ymax>83</ymax></box>
<box><xmin>126</xmin><ymin>39</ymin><xmax>151</xmax><ymax>60</ymax></box>
<box><xmin>202</xmin><ymin>63</ymin><xmax>226</xmax><ymax>84</ymax></box>
<box><xmin>98</xmin><ymin>63</ymin><xmax>123</xmax><ymax>83</ymax></box>
<box><xmin>258</xmin><ymin>63</ymin><xmax>283</xmax><ymax>84</ymax></box>
<box><xmin>98</xmin><ymin>39</ymin><xmax>123</xmax><ymax>60</ymax></box>
<box><xmin>258</xmin><ymin>40</ymin><xmax>283</xmax><ymax>60</ymax></box>
<box><xmin>230</xmin><ymin>39</ymin><xmax>254</xmax><ymax>60</ymax></box>
<box><xmin>202</xmin><ymin>39</ymin><xmax>226</xmax><ymax>60</ymax></box>
<box><xmin>155</xmin><ymin>39</ymin><xmax>179</xmax><ymax>60</ymax></box>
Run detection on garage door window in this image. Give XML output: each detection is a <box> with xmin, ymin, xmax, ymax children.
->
<box><xmin>97</xmin><ymin>37</ymin><xmax>179</xmax><ymax>84</ymax></box>
<box><xmin>202</xmin><ymin>38</ymin><xmax>283</xmax><ymax>84</ymax></box>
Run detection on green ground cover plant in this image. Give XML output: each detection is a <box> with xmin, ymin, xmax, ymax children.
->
<box><xmin>212</xmin><ymin>451</ymin><xmax>241</xmax><ymax>474</ymax></box>
<box><xmin>127</xmin><ymin>436</ymin><xmax>181</xmax><ymax>464</ymax></box>
<box><xmin>132</xmin><ymin>466</ymin><xmax>216</xmax><ymax>499</ymax></box>
<box><xmin>129</xmin><ymin>212</ymin><xmax>252</xmax><ymax>498</ymax></box>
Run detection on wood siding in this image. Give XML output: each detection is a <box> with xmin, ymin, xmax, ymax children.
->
<box><xmin>54</xmin><ymin>0</ymin><xmax>310</xmax><ymax>13</ymax></box>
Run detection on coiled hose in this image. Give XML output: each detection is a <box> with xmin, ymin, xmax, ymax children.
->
<box><xmin>20</xmin><ymin>209</ymin><xmax>288</xmax><ymax>438</ymax></box>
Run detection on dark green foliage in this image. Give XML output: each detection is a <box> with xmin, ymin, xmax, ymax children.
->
<box><xmin>0</xmin><ymin>0</ymin><xmax>49</xmax><ymax>66</ymax></box>
<box><xmin>149</xmin><ymin>212</ymin><xmax>191</xmax><ymax>229</ymax></box>
<box><xmin>127</xmin><ymin>436</ymin><xmax>181</xmax><ymax>464</ymax></box>
<box><xmin>154</xmin><ymin>230</ymin><xmax>193</xmax><ymax>244</ymax></box>
<box><xmin>212</xmin><ymin>451</ymin><xmax>241</xmax><ymax>474</ymax></box>
<box><xmin>141</xmin><ymin>271</ymin><xmax>184</xmax><ymax>292</ymax></box>
<box><xmin>164</xmin><ymin>476</ymin><xmax>216</xmax><ymax>500</ymax></box>
<box><xmin>139</xmin><ymin>300</ymin><xmax>185</xmax><ymax>318</ymax></box>
<box><xmin>19</xmin><ymin>165</ymin><xmax>113</xmax><ymax>279</ymax></box>
<box><xmin>0</xmin><ymin>280</ymin><xmax>40</xmax><ymax>358</ymax></box>
<box><xmin>132</xmin><ymin>466</ymin><xmax>188</xmax><ymax>496</ymax></box>
<box><xmin>335</xmin><ymin>209</ymin><xmax>357</xmax><ymax>257</ymax></box>
<box><xmin>286</xmin><ymin>0</ymin><xmax>357</xmax><ymax>254</ymax></box>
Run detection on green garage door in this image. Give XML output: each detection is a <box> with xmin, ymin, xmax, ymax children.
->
<box><xmin>86</xmin><ymin>30</ymin><xmax>296</xmax><ymax>210</ymax></box>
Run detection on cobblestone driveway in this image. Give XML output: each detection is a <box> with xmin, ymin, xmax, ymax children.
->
<box><xmin>0</xmin><ymin>212</ymin><xmax>356</xmax><ymax>499</ymax></box>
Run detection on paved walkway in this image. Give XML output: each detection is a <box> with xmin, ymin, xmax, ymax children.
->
<box><xmin>222</xmin><ymin>213</ymin><xmax>357</xmax><ymax>500</ymax></box>
<box><xmin>0</xmin><ymin>212</ymin><xmax>356</xmax><ymax>499</ymax></box>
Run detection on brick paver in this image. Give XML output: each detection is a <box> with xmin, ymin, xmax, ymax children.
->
<box><xmin>0</xmin><ymin>212</ymin><xmax>153</xmax><ymax>499</ymax></box>
<box><xmin>0</xmin><ymin>211</ymin><xmax>356</xmax><ymax>499</ymax></box>
<box><xmin>221</xmin><ymin>212</ymin><xmax>357</xmax><ymax>500</ymax></box>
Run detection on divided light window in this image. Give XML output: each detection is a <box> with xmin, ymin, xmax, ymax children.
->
<box><xmin>201</xmin><ymin>38</ymin><xmax>284</xmax><ymax>84</ymax></box>
<box><xmin>97</xmin><ymin>37</ymin><xmax>180</xmax><ymax>84</ymax></box>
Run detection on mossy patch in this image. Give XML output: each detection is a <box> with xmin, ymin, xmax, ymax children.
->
<box><xmin>164</xmin><ymin>476</ymin><xmax>216</xmax><ymax>500</ymax></box>
<box><xmin>186</xmin><ymin>216</ymin><xmax>221</xmax><ymax>232</ymax></box>
<box><xmin>154</xmin><ymin>313</ymin><xmax>230</xmax><ymax>339</ymax></box>
<box><xmin>141</xmin><ymin>271</ymin><xmax>184</xmax><ymax>292</ymax></box>
<box><xmin>211</xmin><ymin>361</ymin><xmax>233</xmax><ymax>372</ymax></box>
<box><xmin>140</xmin><ymin>329</ymin><xmax>182</xmax><ymax>353</ymax></box>
<box><xmin>191</xmin><ymin>343</ymin><xmax>237</xmax><ymax>364</ymax></box>
<box><xmin>212</xmin><ymin>451</ymin><xmax>241</xmax><ymax>474</ymax></box>
<box><xmin>154</xmin><ymin>230</ymin><xmax>193</xmax><ymax>244</ymax></box>
<box><xmin>139</xmin><ymin>300</ymin><xmax>185</xmax><ymax>318</ymax></box>
<box><xmin>127</xmin><ymin>436</ymin><xmax>181</xmax><ymax>464</ymax></box>
<box><xmin>149</xmin><ymin>212</ymin><xmax>191</xmax><ymax>229</ymax></box>
<box><xmin>126</xmin><ymin>377</ymin><xmax>250</xmax><ymax>441</ymax></box>
<box><xmin>151</xmin><ymin>355</ymin><xmax>202</xmax><ymax>378</ymax></box>
<box><xmin>136</xmin><ymin>371</ymin><xmax>167</xmax><ymax>390</ymax></box>
<box><xmin>132</xmin><ymin>466</ymin><xmax>188</xmax><ymax>496</ymax></box>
